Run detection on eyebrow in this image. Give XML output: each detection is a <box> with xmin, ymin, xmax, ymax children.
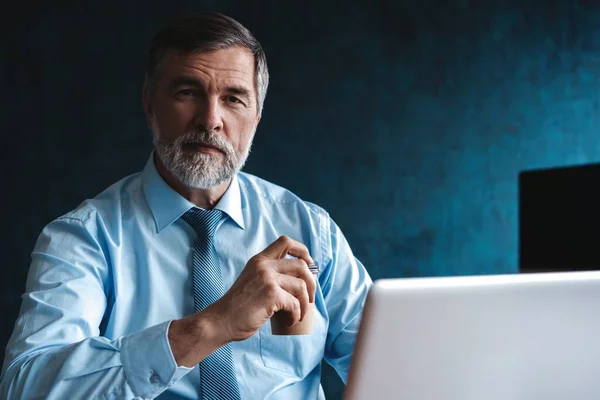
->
<box><xmin>169</xmin><ymin>76</ymin><xmax>252</xmax><ymax>98</ymax></box>
<box><xmin>169</xmin><ymin>76</ymin><xmax>203</xmax><ymax>90</ymax></box>
<box><xmin>223</xmin><ymin>85</ymin><xmax>251</xmax><ymax>100</ymax></box>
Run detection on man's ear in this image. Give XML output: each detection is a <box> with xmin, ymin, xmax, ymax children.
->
<box><xmin>142</xmin><ymin>88</ymin><xmax>153</xmax><ymax>130</ymax></box>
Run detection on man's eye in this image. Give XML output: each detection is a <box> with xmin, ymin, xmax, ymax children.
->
<box><xmin>177</xmin><ymin>89</ymin><xmax>196</xmax><ymax>97</ymax></box>
<box><xmin>225</xmin><ymin>96</ymin><xmax>243</xmax><ymax>104</ymax></box>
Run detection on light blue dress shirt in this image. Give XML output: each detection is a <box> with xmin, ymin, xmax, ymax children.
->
<box><xmin>1</xmin><ymin>154</ymin><xmax>372</xmax><ymax>399</ymax></box>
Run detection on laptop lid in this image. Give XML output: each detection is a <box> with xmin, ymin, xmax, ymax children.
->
<box><xmin>345</xmin><ymin>272</ymin><xmax>600</xmax><ymax>400</ymax></box>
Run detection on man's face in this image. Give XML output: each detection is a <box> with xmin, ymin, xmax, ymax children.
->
<box><xmin>145</xmin><ymin>47</ymin><xmax>261</xmax><ymax>189</ymax></box>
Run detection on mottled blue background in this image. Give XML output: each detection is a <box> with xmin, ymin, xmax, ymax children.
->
<box><xmin>2</xmin><ymin>0</ymin><xmax>600</xmax><ymax>398</ymax></box>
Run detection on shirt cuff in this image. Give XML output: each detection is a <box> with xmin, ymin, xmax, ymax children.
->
<box><xmin>121</xmin><ymin>320</ymin><xmax>193</xmax><ymax>398</ymax></box>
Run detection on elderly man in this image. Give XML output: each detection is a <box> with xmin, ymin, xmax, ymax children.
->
<box><xmin>1</xmin><ymin>12</ymin><xmax>371</xmax><ymax>399</ymax></box>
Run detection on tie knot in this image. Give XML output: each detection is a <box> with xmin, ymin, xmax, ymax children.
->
<box><xmin>182</xmin><ymin>208</ymin><xmax>223</xmax><ymax>238</ymax></box>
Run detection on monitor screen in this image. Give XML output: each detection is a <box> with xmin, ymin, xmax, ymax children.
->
<box><xmin>519</xmin><ymin>163</ymin><xmax>600</xmax><ymax>273</ymax></box>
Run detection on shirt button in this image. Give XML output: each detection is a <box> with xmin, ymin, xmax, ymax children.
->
<box><xmin>150</xmin><ymin>372</ymin><xmax>160</xmax><ymax>384</ymax></box>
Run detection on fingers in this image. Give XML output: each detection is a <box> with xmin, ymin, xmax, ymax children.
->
<box><xmin>277</xmin><ymin>275</ymin><xmax>310</xmax><ymax>321</ymax></box>
<box><xmin>273</xmin><ymin>259</ymin><xmax>317</xmax><ymax>304</ymax></box>
<box><xmin>277</xmin><ymin>288</ymin><xmax>302</xmax><ymax>327</ymax></box>
<box><xmin>260</xmin><ymin>236</ymin><xmax>314</xmax><ymax>266</ymax></box>
<box><xmin>258</xmin><ymin>236</ymin><xmax>316</xmax><ymax>303</ymax></box>
<box><xmin>219</xmin><ymin>237</ymin><xmax>317</xmax><ymax>340</ymax></box>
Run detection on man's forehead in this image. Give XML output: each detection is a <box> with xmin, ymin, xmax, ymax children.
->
<box><xmin>162</xmin><ymin>48</ymin><xmax>255</xmax><ymax>80</ymax></box>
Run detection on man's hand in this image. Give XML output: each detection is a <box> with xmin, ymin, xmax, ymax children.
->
<box><xmin>169</xmin><ymin>235</ymin><xmax>316</xmax><ymax>367</ymax></box>
<box><xmin>208</xmin><ymin>235</ymin><xmax>316</xmax><ymax>341</ymax></box>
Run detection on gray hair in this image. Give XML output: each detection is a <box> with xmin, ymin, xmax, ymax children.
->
<box><xmin>144</xmin><ymin>13</ymin><xmax>269</xmax><ymax>114</ymax></box>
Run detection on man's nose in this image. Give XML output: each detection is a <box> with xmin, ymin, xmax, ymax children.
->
<box><xmin>194</xmin><ymin>98</ymin><xmax>223</xmax><ymax>132</ymax></box>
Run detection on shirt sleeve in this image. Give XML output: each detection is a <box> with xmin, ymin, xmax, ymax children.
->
<box><xmin>0</xmin><ymin>214</ymin><xmax>193</xmax><ymax>400</ymax></box>
<box><xmin>320</xmin><ymin>216</ymin><xmax>373</xmax><ymax>383</ymax></box>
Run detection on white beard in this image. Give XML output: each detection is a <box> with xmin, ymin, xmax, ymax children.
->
<box><xmin>152</xmin><ymin>119</ymin><xmax>253</xmax><ymax>189</ymax></box>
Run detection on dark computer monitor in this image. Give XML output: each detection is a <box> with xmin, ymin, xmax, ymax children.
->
<box><xmin>519</xmin><ymin>163</ymin><xmax>600</xmax><ymax>273</ymax></box>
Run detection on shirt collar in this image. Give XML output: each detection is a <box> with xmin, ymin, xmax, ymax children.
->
<box><xmin>142</xmin><ymin>153</ymin><xmax>245</xmax><ymax>233</ymax></box>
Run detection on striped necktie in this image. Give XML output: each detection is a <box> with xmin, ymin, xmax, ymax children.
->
<box><xmin>182</xmin><ymin>208</ymin><xmax>241</xmax><ymax>400</ymax></box>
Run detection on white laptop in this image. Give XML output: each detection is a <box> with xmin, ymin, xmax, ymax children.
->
<box><xmin>345</xmin><ymin>271</ymin><xmax>600</xmax><ymax>400</ymax></box>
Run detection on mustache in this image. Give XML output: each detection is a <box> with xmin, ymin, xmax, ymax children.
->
<box><xmin>171</xmin><ymin>130</ymin><xmax>233</xmax><ymax>155</ymax></box>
